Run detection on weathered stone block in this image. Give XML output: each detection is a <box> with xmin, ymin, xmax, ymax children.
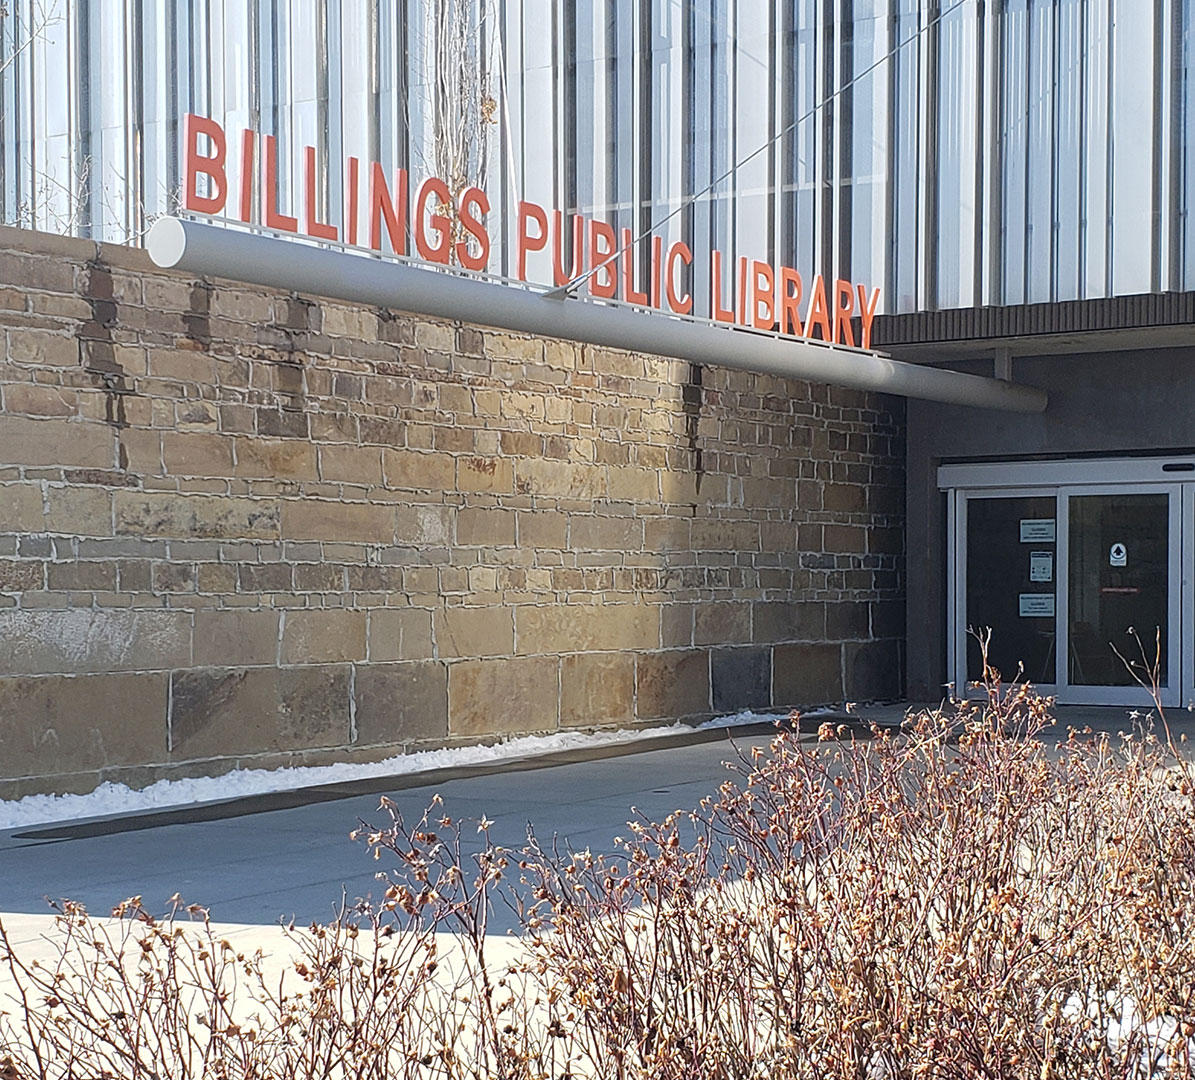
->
<box><xmin>369</xmin><ymin>607</ymin><xmax>434</xmax><ymax>661</ymax></box>
<box><xmin>235</xmin><ymin>438</ymin><xmax>318</xmax><ymax>481</ymax></box>
<box><xmin>516</xmin><ymin>604</ymin><xmax>657</xmax><ymax>655</ymax></box>
<box><xmin>194</xmin><ymin>609</ymin><xmax>280</xmax><ymax>667</ymax></box>
<box><xmin>415</xmin><ymin>320</ymin><xmax>455</xmax><ymax>352</ymax></box>
<box><xmin>0</xmin><ymin>483</ymin><xmax>49</xmax><ymax>532</ymax></box>
<box><xmin>354</xmin><ymin>661</ymin><xmax>448</xmax><ymax>745</ymax></box>
<box><xmin>606</xmin><ymin>467</ymin><xmax>659</xmax><ymax>502</ymax></box>
<box><xmin>825</xmin><ymin>601</ymin><xmax>870</xmax><ymax>641</ymax></box>
<box><xmin>3</xmin><ymin>383</ymin><xmax>76</xmax><ymax>417</ymax></box>
<box><xmin>0</xmin><ymin>608</ymin><xmax>191</xmax><ymax>675</ymax></box>
<box><xmin>394</xmin><ymin>505</ymin><xmax>452</xmax><ymax>546</ymax></box>
<box><xmin>382</xmin><ymin>448</ymin><xmax>455</xmax><ymax>492</ymax></box>
<box><xmin>589</xmin><ymin>347</ymin><xmax>644</xmax><ymax>379</ymax></box>
<box><xmin>485</xmin><ymin>332</ymin><xmax>543</xmax><ymax>361</ymax></box>
<box><xmin>47</xmin><ymin>560</ymin><xmax>116</xmax><ymax>591</ymax></box>
<box><xmin>635</xmin><ymin>649</ymin><xmax>710</xmax><ymax>720</ymax></box>
<box><xmin>280</xmin><ymin>499</ymin><xmax>392</xmax><ymax>543</ymax></box>
<box><xmin>257</xmin><ymin>408</ymin><xmax>310</xmax><ymax>440</ymax></box>
<box><xmin>448</xmin><ymin>655</ymin><xmax>559</xmax><ymax>735</ymax></box>
<box><xmin>457</xmin><ymin>455</ymin><xmax>513</xmax><ymax>493</ymax></box>
<box><xmin>456</xmin><ymin>507</ymin><xmax>515</xmax><ymax>546</ymax></box>
<box><xmin>501</xmin><ymin>430</ymin><xmax>542</xmax><ymax>457</ymax></box>
<box><xmin>43</xmin><ymin>487</ymin><xmax>113</xmax><ymax>536</ymax></box>
<box><xmin>116</xmin><ymin>492</ymin><xmax>281</xmax><ymax>540</ymax></box>
<box><xmin>823</xmin><ymin>524</ymin><xmax>866</xmax><ymax>553</ymax></box>
<box><xmin>210</xmin><ymin>287</ymin><xmax>275</xmax><ymax>323</ymax></box>
<box><xmin>169</xmin><ymin>665</ymin><xmax>350</xmax><ymax>759</ymax></box>
<box><xmin>870</xmin><ymin>599</ymin><xmax>906</xmax><ymax>640</ymax></box>
<box><xmin>568</xmin><ymin>514</ymin><xmax>644</xmax><ymax>551</ymax></box>
<box><xmin>0</xmin><ymin>415</ymin><xmax>113</xmax><ymax>469</ymax></box>
<box><xmin>773</xmin><ymin>643</ymin><xmax>844</xmax><ymax>706</ymax></box>
<box><xmin>294</xmin><ymin>562</ymin><xmax>345</xmax><ymax>592</ymax></box>
<box><xmin>318</xmin><ymin>443</ymin><xmax>384</xmax><ymax>486</ymax></box>
<box><xmin>281</xmin><ymin>610</ymin><xmax>368</xmax><ymax>664</ymax></box>
<box><xmin>197</xmin><ymin>562</ymin><xmax>238</xmax><ymax>593</ymax></box>
<box><xmin>323</xmin><ymin>306</ymin><xmax>378</xmax><ymax>340</ymax></box>
<box><xmin>0</xmin><ymin>559</ymin><xmax>43</xmax><ymax>591</ymax></box>
<box><xmin>161</xmin><ymin>432</ymin><xmax>235</xmax><ymax>477</ymax></box>
<box><xmin>823</xmin><ymin>483</ymin><xmax>867</xmax><ymax>513</ymax></box>
<box><xmin>514</xmin><ymin>458</ymin><xmax>605</xmax><ymax>498</ymax></box>
<box><xmin>7</xmin><ymin>328</ymin><xmax>77</xmax><ymax>366</ymax></box>
<box><xmin>711</xmin><ymin>646</ymin><xmax>772</xmax><ymax>712</ymax></box>
<box><xmin>843</xmin><ymin>639</ymin><xmax>902</xmax><ymax>701</ymax></box>
<box><xmin>694</xmin><ymin>602</ymin><xmax>752</xmax><ymax>646</ymax></box>
<box><xmin>237</xmin><ymin>562</ymin><xmax>293</xmax><ymax>592</ymax></box>
<box><xmin>560</xmin><ymin>652</ymin><xmax>634</xmax><ymax>727</ymax></box>
<box><xmin>148</xmin><ymin>348</ymin><xmax>217</xmax><ymax>383</ymax></box>
<box><xmin>752</xmin><ymin>601</ymin><xmax>826</xmax><ymax>644</ymax></box>
<box><xmin>0</xmin><ymin>673</ymin><xmax>168</xmax><ymax>779</ymax></box>
<box><xmin>691</xmin><ymin>519</ymin><xmax>760</xmax><ymax>553</ymax></box>
<box><xmin>435</xmin><ymin>606</ymin><xmax>513</xmax><ymax>658</ymax></box>
<box><xmin>517</xmin><ymin>512</ymin><xmax>567</xmax><ymax>550</ymax></box>
<box><xmin>118</xmin><ymin>428</ymin><xmax>164</xmax><ymax>474</ymax></box>
<box><xmin>659</xmin><ymin>603</ymin><xmax>693</xmax><ymax>648</ymax></box>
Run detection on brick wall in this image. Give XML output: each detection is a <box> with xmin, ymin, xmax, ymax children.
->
<box><xmin>0</xmin><ymin>225</ymin><xmax>905</xmax><ymax>798</ymax></box>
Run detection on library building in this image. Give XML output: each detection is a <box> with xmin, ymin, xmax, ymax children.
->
<box><xmin>1</xmin><ymin>4</ymin><xmax>1194</xmax><ymax>797</ymax></box>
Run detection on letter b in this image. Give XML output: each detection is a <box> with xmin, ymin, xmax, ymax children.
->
<box><xmin>183</xmin><ymin>113</ymin><xmax>227</xmax><ymax>214</ymax></box>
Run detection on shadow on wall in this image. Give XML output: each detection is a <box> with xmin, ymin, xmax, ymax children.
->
<box><xmin>648</xmin><ymin>363</ymin><xmax>905</xmax><ymax>720</ymax></box>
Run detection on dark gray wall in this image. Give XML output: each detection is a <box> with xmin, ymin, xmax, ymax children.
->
<box><xmin>906</xmin><ymin>346</ymin><xmax>1195</xmax><ymax>700</ymax></box>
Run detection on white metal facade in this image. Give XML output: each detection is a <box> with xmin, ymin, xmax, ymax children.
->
<box><xmin>1</xmin><ymin>1</ymin><xmax>1191</xmax><ymax>315</ymax></box>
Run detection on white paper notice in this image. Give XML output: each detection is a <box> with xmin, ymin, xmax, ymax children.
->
<box><xmin>1029</xmin><ymin>550</ymin><xmax>1053</xmax><ymax>582</ymax></box>
<box><xmin>1019</xmin><ymin>593</ymin><xmax>1055</xmax><ymax>617</ymax></box>
<box><xmin>1019</xmin><ymin>519</ymin><xmax>1056</xmax><ymax>542</ymax></box>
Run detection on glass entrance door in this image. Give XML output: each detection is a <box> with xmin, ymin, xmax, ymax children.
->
<box><xmin>1058</xmin><ymin>488</ymin><xmax>1180</xmax><ymax>705</ymax></box>
<box><xmin>947</xmin><ymin>471</ymin><xmax>1183</xmax><ymax>708</ymax></box>
<box><xmin>963</xmin><ymin>494</ymin><xmax>1058</xmax><ymax>688</ymax></box>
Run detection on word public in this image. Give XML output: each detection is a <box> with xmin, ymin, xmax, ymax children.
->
<box><xmin>183</xmin><ymin>113</ymin><xmax>880</xmax><ymax>349</ymax></box>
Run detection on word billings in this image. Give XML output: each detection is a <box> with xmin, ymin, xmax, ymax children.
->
<box><xmin>183</xmin><ymin>112</ymin><xmax>880</xmax><ymax>349</ymax></box>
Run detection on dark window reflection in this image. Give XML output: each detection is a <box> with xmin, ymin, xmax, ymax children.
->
<box><xmin>966</xmin><ymin>496</ymin><xmax>1056</xmax><ymax>685</ymax></box>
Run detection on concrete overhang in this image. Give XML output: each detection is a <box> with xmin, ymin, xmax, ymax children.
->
<box><xmin>874</xmin><ymin>292</ymin><xmax>1195</xmax><ymax>364</ymax></box>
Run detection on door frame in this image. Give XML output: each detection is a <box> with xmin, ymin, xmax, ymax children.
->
<box><xmin>940</xmin><ymin>456</ymin><xmax>1195</xmax><ymax>708</ymax></box>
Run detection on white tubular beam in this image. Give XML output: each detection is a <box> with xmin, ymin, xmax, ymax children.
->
<box><xmin>147</xmin><ymin>218</ymin><xmax>1047</xmax><ymax>413</ymax></box>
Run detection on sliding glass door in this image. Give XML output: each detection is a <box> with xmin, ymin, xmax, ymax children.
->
<box><xmin>944</xmin><ymin>459</ymin><xmax>1188</xmax><ymax>708</ymax></box>
<box><xmin>963</xmin><ymin>493</ymin><xmax>1059</xmax><ymax>688</ymax></box>
<box><xmin>1058</xmin><ymin>488</ymin><xmax>1180</xmax><ymax>705</ymax></box>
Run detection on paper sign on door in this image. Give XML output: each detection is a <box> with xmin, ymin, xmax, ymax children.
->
<box><xmin>1020</xmin><ymin>519</ymin><xmax>1056</xmax><ymax>542</ymax></box>
<box><xmin>1029</xmin><ymin>551</ymin><xmax>1053</xmax><ymax>582</ymax></box>
<box><xmin>1019</xmin><ymin>593</ymin><xmax>1055</xmax><ymax>617</ymax></box>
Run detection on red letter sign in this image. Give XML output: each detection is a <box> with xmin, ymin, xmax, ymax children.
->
<box><xmin>455</xmin><ymin>186</ymin><xmax>491</xmax><ymax>271</ymax></box>
<box><xmin>183</xmin><ymin>113</ymin><xmax>227</xmax><ymax>214</ymax></box>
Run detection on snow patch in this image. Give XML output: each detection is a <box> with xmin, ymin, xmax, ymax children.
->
<box><xmin>0</xmin><ymin>710</ymin><xmax>780</xmax><ymax>832</ymax></box>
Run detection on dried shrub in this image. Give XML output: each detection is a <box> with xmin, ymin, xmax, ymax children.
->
<box><xmin>3</xmin><ymin>672</ymin><xmax>1195</xmax><ymax>1078</ymax></box>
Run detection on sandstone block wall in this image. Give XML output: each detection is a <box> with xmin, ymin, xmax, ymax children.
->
<box><xmin>0</xmin><ymin>225</ymin><xmax>905</xmax><ymax>798</ymax></box>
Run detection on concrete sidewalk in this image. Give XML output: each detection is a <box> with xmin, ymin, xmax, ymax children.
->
<box><xmin>0</xmin><ymin>701</ymin><xmax>1183</xmax><ymax>934</ymax></box>
<box><xmin>0</xmin><ymin>722</ymin><xmax>782</xmax><ymax>930</ymax></box>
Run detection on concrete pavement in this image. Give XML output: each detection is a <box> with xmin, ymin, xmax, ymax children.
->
<box><xmin>1</xmin><ymin>701</ymin><xmax>1186</xmax><ymax>935</ymax></box>
<box><xmin>0</xmin><ymin>723</ymin><xmax>782</xmax><ymax>931</ymax></box>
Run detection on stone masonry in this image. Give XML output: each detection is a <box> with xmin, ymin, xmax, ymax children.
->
<box><xmin>0</xmin><ymin>225</ymin><xmax>905</xmax><ymax>798</ymax></box>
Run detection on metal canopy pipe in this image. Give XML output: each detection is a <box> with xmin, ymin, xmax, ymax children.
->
<box><xmin>147</xmin><ymin>218</ymin><xmax>1047</xmax><ymax>413</ymax></box>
